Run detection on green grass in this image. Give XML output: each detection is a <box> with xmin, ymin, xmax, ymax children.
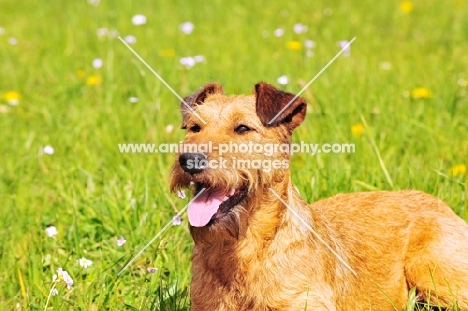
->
<box><xmin>1</xmin><ymin>0</ymin><xmax>467</xmax><ymax>310</ymax></box>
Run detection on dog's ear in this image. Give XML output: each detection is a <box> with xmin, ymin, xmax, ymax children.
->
<box><xmin>254</xmin><ymin>82</ymin><xmax>307</xmax><ymax>131</ymax></box>
<box><xmin>181</xmin><ymin>83</ymin><xmax>224</xmax><ymax>120</ymax></box>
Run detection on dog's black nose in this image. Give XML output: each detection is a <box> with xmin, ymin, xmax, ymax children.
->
<box><xmin>179</xmin><ymin>153</ymin><xmax>208</xmax><ymax>175</ymax></box>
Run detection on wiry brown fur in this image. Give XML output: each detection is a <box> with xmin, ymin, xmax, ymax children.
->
<box><xmin>170</xmin><ymin>83</ymin><xmax>468</xmax><ymax>311</ymax></box>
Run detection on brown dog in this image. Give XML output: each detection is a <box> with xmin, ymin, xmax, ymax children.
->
<box><xmin>170</xmin><ymin>83</ymin><xmax>468</xmax><ymax>310</ymax></box>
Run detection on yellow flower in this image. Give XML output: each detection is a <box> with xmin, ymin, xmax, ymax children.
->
<box><xmin>286</xmin><ymin>41</ymin><xmax>302</xmax><ymax>51</ymax></box>
<box><xmin>76</xmin><ymin>70</ymin><xmax>85</xmax><ymax>78</ymax></box>
<box><xmin>399</xmin><ymin>1</ymin><xmax>414</xmax><ymax>13</ymax></box>
<box><xmin>160</xmin><ymin>49</ymin><xmax>175</xmax><ymax>57</ymax></box>
<box><xmin>86</xmin><ymin>74</ymin><xmax>102</xmax><ymax>85</ymax></box>
<box><xmin>351</xmin><ymin>123</ymin><xmax>365</xmax><ymax>138</ymax></box>
<box><xmin>2</xmin><ymin>90</ymin><xmax>20</xmax><ymax>105</ymax></box>
<box><xmin>451</xmin><ymin>164</ymin><xmax>466</xmax><ymax>176</ymax></box>
<box><xmin>411</xmin><ymin>87</ymin><xmax>431</xmax><ymax>99</ymax></box>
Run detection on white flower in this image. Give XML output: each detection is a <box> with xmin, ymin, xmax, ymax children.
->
<box><xmin>277</xmin><ymin>75</ymin><xmax>288</xmax><ymax>85</ymax></box>
<box><xmin>45</xmin><ymin>225</ymin><xmax>58</xmax><ymax>238</ymax></box>
<box><xmin>179</xmin><ymin>22</ymin><xmax>194</xmax><ymax>34</ymax></box>
<box><xmin>129</xmin><ymin>97</ymin><xmax>138</xmax><ymax>103</ymax></box>
<box><xmin>379</xmin><ymin>62</ymin><xmax>392</xmax><ymax>70</ymax></box>
<box><xmin>177</xmin><ymin>190</ymin><xmax>186</xmax><ymax>199</ymax></box>
<box><xmin>124</xmin><ymin>35</ymin><xmax>137</xmax><ymax>44</ymax></box>
<box><xmin>8</xmin><ymin>37</ymin><xmax>17</xmax><ymax>45</ymax></box>
<box><xmin>304</xmin><ymin>39</ymin><xmax>316</xmax><ymax>49</ymax></box>
<box><xmin>50</xmin><ymin>288</ymin><xmax>59</xmax><ymax>296</ymax></box>
<box><xmin>173</xmin><ymin>215</ymin><xmax>182</xmax><ymax>226</ymax></box>
<box><xmin>109</xmin><ymin>29</ymin><xmax>119</xmax><ymax>38</ymax></box>
<box><xmin>0</xmin><ymin>105</ymin><xmax>10</xmax><ymax>113</ymax></box>
<box><xmin>165</xmin><ymin>124</ymin><xmax>174</xmax><ymax>134</ymax></box>
<box><xmin>273</xmin><ymin>28</ymin><xmax>284</xmax><ymax>37</ymax></box>
<box><xmin>193</xmin><ymin>55</ymin><xmax>205</xmax><ymax>63</ymax></box>
<box><xmin>78</xmin><ymin>257</ymin><xmax>93</xmax><ymax>268</ymax></box>
<box><xmin>92</xmin><ymin>58</ymin><xmax>103</xmax><ymax>69</ymax></box>
<box><xmin>43</xmin><ymin>145</ymin><xmax>55</xmax><ymax>155</ymax></box>
<box><xmin>117</xmin><ymin>236</ymin><xmax>126</xmax><ymax>246</ymax></box>
<box><xmin>306</xmin><ymin>50</ymin><xmax>314</xmax><ymax>58</ymax></box>
<box><xmin>293</xmin><ymin>23</ymin><xmax>308</xmax><ymax>34</ymax></box>
<box><xmin>337</xmin><ymin>40</ymin><xmax>351</xmax><ymax>57</ymax></box>
<box><xmin>55</xmin><ymin>268</ymin><xmax>73</xmax><ymax>290</ymax></box>
<box><xmin>0</xmin><ymin>27</ymin><xmax>5</xmax><ymax>35</ymax></box>
<box><xmin>96</xmin><ymin>28</ymin><xmax>108</xmax><ymax>37</ymax></box>
<box><xmin>180</xmin><ymin>56</ymin><xmax>196</xmax><ymax>68</ymax></box>
<box><xmin>132</xmin><ymin>14</ymin><xmax>147</xmax><ymax>26</ymax></box>
<box><xmin>87</xmin><ymin>0</ymin><xmax>100</xmax><ymax>6</ymax></box>
<box><xmin>458</xmin><ymin>78</ymin><xmax>468</xmax><ymax>87</ymax></box>
<box><xmin>147</xmin><ymin>267</ymin><xmax>158</xmax><ymax>273</ymax></box>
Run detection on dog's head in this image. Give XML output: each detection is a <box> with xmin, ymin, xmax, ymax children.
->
<box><xmin>170</xmin><ymin>83</ymin><xmax>306</xmax><ymax>243</ymax></box>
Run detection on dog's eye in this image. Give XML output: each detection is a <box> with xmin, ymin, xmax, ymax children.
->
<box><xmin>189</xmin><ymin>125</ymin><xmax>201</xmax><ymax>133</ymax></box>
<box><xmin>234</xmin><ymin>125</ymin><xmax>251</xmax><ymax>134</ymax></box>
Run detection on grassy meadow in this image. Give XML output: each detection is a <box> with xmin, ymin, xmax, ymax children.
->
<box><xmin>0</xmin><ymin>0</ymin><xmax>467</xmax><ymax>309</ymax></box>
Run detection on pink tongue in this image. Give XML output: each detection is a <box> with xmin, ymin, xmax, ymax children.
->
<box><xmin>188</xmin><ymin>189</ymin><xmax>225</xmax><ymax>227</ymax></box>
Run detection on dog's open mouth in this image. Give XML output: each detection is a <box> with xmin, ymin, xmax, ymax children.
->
<box><xmin>187</xmin><ymin>183</ymin><xmax>248</xmax><ymax>227</ymax></box>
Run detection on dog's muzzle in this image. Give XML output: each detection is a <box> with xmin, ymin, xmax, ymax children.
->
<box><xmin>179</xmin><ymin>153</ymin><xmax>208</xmax><ymax>175</ymax></box>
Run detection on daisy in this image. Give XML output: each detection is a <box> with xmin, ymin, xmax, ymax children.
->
<box><xmin>132</xmin><ymin>14</ymin><xmax>147</xmax><ymax>26</ymax></box>
<box><xmin>129</xmin><ymin>97</ymin><xmax>138</xmax><ymax>103</ymax></box>
<box><xmin>147</xmin><ymin>267</ymin><xmax>158</xmax><ymax>273</ymax></box>
<box><xmin>0</xmin><ymin>105</ymin><xmax>10</xmax><ymax>113</ymax></box>
<box><xmin>124</xmin><ymin>35</ymin><xmax>137</xmax><ymax>44</ymax></box>
<box><xmin>165</xmin><ymin>124</ymin><xmax>174</xmax><ymax>134</ymax></box>
<box><xmin>277</xmin><ymin>75</ymin><xmax>288</xmax><ymax>85</ymax></box>
<box><xmin>273</xmin><ymin>28</ymin><xmax>284</xmax><ymax>37</ymax></box>
<box><xmin>54</xmin><ymin>268</ymin><xmax>73</xmax><ymax>290</ymax></box>
<box><xmin>180</xmin><ymin>57</ymin><xmax>196</xmax><ymax>68</ymax></box>
<box><xmin>43</xmin><ymin>145</ymin><xmax>55</xmax><ymax>155</ymax></box>
<box><xmin>78</xmin><ymin>257</ymin><xmax>93</xmax><ymax>268</ymax></box>
<box><xmin>117</xmin><ymin>236</ymin><xmax>126</xmax><ymax>246</ymax></box>
<box><xmin>193</xmin><ymin>55</ymin><xmax>205</xmax><ymax>63</ymax></box>
<box><xmin>179</xmin><ymin>22</ymin><xmax>194</xmax><ymax>34</ymax></box>
<box><xmin>96</xmin><ymin>28</ymin><xmax>108</xmax><ymax>37</ymax></box>
<box><xmin>173</xmin><ymin>215</ymin><xmax>182</xmax><ymax>226</ymax></box>
<box><xmin>92</xmin><ymin>58</ymin><xmax>103</xmax><ymax>69</ymax></box>
<box><xmin>337</xmin><ymin>40</ymin><xmax>351</xmax><ymax>57</ymax></box>
<box><xmin>304</xmin><ymin>39</ymin><xmax>316</xmax><ymax>49</ymax></box>
<box><xmin>177</xmin><ymin>189</ymin><xmax>186</xmax><ymax>199</ymax></box>
<box><xmin>45</xmin><ymin>225</ymin><xmax>58</xmax><ymax>238</ymax></box>
<box><xmin>109</xmin><ymin>29</ymin><xmax>119</xmax><ymax>38</ymax></box>
<box><xmin>8</xmin><ymin>37</ymin><xmax>17</xmax><ymax>45</ymax></box>
<box><xmin>293</xmin><ymin>23</ymin><xmax>308</xmax><ymax>34</ymax></box>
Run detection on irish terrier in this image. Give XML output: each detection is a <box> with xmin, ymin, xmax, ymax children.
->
<box><xmin>170</xmin><ymin>82</ymin><xmax>468</xmax><ymax>310</ymax></box>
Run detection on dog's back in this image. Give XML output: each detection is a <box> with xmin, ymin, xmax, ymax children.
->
<box><xmin>314</xmin><ymin>190</ymin><xmax>468</xmax><ymax>310</ymax></box>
